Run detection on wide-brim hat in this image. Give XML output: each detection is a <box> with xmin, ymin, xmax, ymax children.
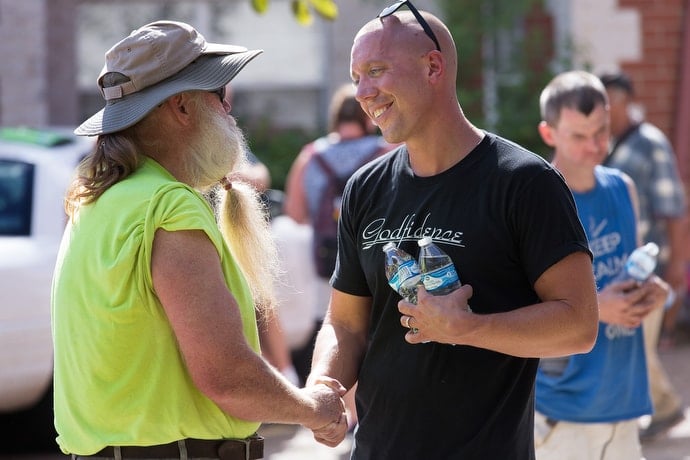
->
<box><xmin>75</xmin><ymin>20</ymin><xmax>262</xmax><ymax>136</ymax></box>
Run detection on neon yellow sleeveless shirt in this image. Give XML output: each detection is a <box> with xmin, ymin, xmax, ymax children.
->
<box><xmin>51</xmin><ymin>159</ymin><xmax>260</xmax><ymax>455</ymax></box>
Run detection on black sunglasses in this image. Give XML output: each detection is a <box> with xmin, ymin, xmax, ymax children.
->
<box><xmin>378</xmin><ymin>0</ymin><xmax>441</xmax><ymax>52</ymax></box>
<box><xmin>210</xmin><ymin>86</ymin><xmax>226</xmax><ymax>103</ymax></box>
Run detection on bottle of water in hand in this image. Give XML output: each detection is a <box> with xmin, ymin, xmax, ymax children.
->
<box><xmin>417</xmin><ymin>237</ymin><xmax>461</xmax><ymax>295</ymax></box>
<box><xmin>615</xmin><ymin>241</ymin><xmax>675</xmax><ymax>308</ymax></box>
<box><xmin>382</xmin><ymin>242</ymin><xmax>422</xmax><ymax>304</ymax></box>
<box><xmin>617</xmin><ymin>242</ymin><xmax>659</xmax><ymax>283</ymax></box>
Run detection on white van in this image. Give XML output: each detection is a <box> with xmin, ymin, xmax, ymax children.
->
<box><xmin>0</xmin><ymin>127</ymin><xmax>93</xmax><ymax>449</ymax></box>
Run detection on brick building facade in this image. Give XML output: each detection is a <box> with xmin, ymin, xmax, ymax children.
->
<box><xmin>0</xmin><ymin>0</ymin><xmax>688</xmax><ymax>179</ymax></box>
<box><xmin>617</xmin><ymin>0</ymin><xmax>689</xmax><ymax>181</ymax></box>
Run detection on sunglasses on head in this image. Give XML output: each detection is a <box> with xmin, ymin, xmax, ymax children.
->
<box><xmin>378</xmin><ymin>0</ymin><xmax>441</xmax><ymax>52</ymax></box>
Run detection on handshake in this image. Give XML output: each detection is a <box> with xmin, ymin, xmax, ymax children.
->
<box><xmin>302</xmin><ymin>376</ymin><xmax>350</xmax><ymax>447</ymax></box>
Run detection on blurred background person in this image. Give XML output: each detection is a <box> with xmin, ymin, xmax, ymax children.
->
<box><xmin>281</xmin><ymin>84</ymin><xmax>394</xmax><ymax>431</ymax></box>
<box><xmin>206</xmin><ymin>84</ymin><xmax>300</xmax><ymax>386</ymax></box>
<box><xmin>600</xmin><ymin>72</ymin><xmax>688</xmax><ymax>440</ymax></box>
<box><xmin>535</xmin><ymin>70</ymin><xmax>670</xmax><ymax>460</ymax></box>
<box><xmin>282</xmin><ymin>84</ymin><xmax>388</xmax><ymax>225</ymax></box>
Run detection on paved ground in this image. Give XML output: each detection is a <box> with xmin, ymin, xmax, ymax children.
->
<box><xmin>258</xmin><ymin>424</ymin><xmax>353</xmax><ymax>460</ymax></box>
<box><xmin>4</xmin><ymin>324</ymin><xmax>690</xmax><ymax>460</ymax></box>
<box><xmin>638</xmin><ymin>323</ymin><xmax>690</xmax><ymax>460</ymax></box>
<box><xmin>259</xmin><ymin>324</ymin><xmax>690</xmax><ymax>460</ymax></box>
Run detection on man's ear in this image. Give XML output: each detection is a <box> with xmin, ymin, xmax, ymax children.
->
<box><xmin>426</xmin><ymin>51</ymin><xmax>444</xmax><ymax>82</ymax></box>
<box><xmin>164</xmin><ymin>93</ymin><xmax>193</xmax><ymax>125</ymax></box>
<box><xmin>537</xmin><ymin>120</ymin><xmax>556</xmax><ymax>148</ymax></box>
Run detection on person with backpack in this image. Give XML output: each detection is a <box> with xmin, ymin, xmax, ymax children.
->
<box><xmin>304</xmin><ymin>95</ymin><xmax>391</xmax><ymax>280</ymax></box>
<box><xmin>286</xmin><ymin>84</ymin><xmax>394</xmax><ymax>430</ymax></box>
<box><xmin>599</xmin><ymin>72</ymin><xmax>688</xmax><ymax>440</ymax></box>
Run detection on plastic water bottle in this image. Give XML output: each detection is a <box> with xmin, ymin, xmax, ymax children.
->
<box><xmin>615</xmin><ymin>241</ymin><xmax>676</xmax><ymax>309</ymax></box>
<box><xmin>417</xmin><ymin>237</ymin><xmax>461</xmax><ymax>295</ymax></box>
<box><xmin>617</xmin><ymin>242</ymin><xmax>659</xmax><ymax>282</ymax></box>
<box><xmin>382</xmin><ymin>242</ymin><xmax>422</xmax><ymax>304</ymax></box>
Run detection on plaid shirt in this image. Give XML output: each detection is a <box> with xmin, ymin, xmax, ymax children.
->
<box><xmin>605</xmin><ymin>122</ymin><xmax>686</xmax><ymax>272</ymax></box>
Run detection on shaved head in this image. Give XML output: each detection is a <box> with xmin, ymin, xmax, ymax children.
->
<box><xmin>354</xmin><ymin>10</ymin><xmax>457</xmax><ymax>82</ymax></box>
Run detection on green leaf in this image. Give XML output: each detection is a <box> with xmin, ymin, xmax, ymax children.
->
<box><xmin>292</xmin><ymin>0</ymin><xmax>313</xmax><ymax>26</ymax></box>
<box><xmin>251</xmin><ymin>0</ymin><xmax>270</xmax><ymax>14</ymax></box>
<box><xmin>309</xmin><ymin>0</ymin><xmax>338</xmax><ymax>20</ymax></box>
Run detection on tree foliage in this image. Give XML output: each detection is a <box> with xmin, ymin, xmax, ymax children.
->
<box><xmin>439</xmin><ymin>0</ymin><xmax>557</xmax><ymax>156</ymax></box>
<box><xmin>251</xmin><ymin>0</ymin><xmax>338</xmax><ymax>25</ymax></box>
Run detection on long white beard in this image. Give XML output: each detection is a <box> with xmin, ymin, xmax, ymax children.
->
<box><xmin>188</xmin><ymin>109</ymin><xmax>248</xmax><ymax>190</ymax></box>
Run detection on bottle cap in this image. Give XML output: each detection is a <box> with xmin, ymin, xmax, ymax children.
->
<box><xmin>418</xmin><ymin>236</ymin><xmax>432</xmax><ymax>247</ymax></box>
<box><xmin>643</xmin><ymin>242</ymin><xmax>660</xmax><ymax>257</ymax></box>
<box><xmin>382</xmin><ymin>242</ymin><xmax>396</xmax><ymax>251</ymax></box>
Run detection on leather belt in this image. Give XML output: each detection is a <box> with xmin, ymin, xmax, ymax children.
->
<box><xmin>86</xmin><ymin>435</ymin><xmax>263</xmax><ymax>459</ymax></box>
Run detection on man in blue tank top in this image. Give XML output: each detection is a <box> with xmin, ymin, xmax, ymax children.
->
<box><xmin>535</xmin><ymin>70</ymin><xmax>672</xmax><ymax>460</ymax></box>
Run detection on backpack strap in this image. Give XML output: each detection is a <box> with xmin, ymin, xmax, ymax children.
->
<box><xmin>311</xmin><ymin>153</ymin><xmax>347</xmax><ymax>189</ymax></box>
<box><xmin>311</xmin><ymin>141</ymin><xmax>385</xmax><ymax>183</ymax></box>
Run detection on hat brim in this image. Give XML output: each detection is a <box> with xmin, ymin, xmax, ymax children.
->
<box><xmin>75</xmin><ymin>49</ymin><xmax>263</xmax><ymax>136</ymax></box>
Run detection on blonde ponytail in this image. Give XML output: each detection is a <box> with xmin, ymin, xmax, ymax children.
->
<box><xmin>217</xmin><ymin>178</ymin><xmax>280</xmax><ymax>316</ymax></box>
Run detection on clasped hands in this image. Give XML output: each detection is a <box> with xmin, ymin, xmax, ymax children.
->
<box><xmin>304</xmin><ymin>376</ymin><xmax>348</xmax><ymax>447</ymax></box>
<box><xmin>599</xmin><ymin>276</ymin><xmax>670</xmax><ymax>328</ymax></box>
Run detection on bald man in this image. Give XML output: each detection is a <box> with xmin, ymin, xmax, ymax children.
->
<box><xmin>305</xmin><ymin>3</ymin><xmax>598</xmax><ymax>458</ymax></box>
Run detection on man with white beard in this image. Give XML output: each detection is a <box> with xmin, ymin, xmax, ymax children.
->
<box><xmin>51</xmin><ymin>20</ymin><xmax>346</xmax><ymax>460</ymax></box>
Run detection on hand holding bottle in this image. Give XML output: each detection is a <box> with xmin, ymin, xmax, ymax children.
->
<box><xmin>397</xmin><ymin>284</ymin><xmax>474</xmax><ymax>344</ymax></box>
<box><xmin>609</xmin><ymin>242</ymin><xmax>673</xmax><ymax>313</ymax></box>
<box><xmin>614</xmin><ymin>242</ymin><xmax>659</xmax><ymax>284</ymax></box>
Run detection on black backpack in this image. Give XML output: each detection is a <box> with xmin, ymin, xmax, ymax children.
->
<box><xmin>311</xmin><ymin>147</ymin><xmax>382</xmax><ymax>279</ymax></box>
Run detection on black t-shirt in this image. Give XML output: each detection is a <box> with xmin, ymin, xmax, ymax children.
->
<box><xmin>332</xmin><ymin>132</ymin><xmax>589</xmax><ymax>459</ymax></box>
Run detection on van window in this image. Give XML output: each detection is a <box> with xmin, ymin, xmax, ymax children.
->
<box><xmin>0</xmin><ymin>159</ymin><xmax>34</xmax><ymax>236</ymax></box>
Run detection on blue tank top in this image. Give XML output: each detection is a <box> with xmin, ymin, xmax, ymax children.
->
<box><xmin>535</xmin><ymin>166</ymin><xmax>652</xmax><ymax>423</ymax></box>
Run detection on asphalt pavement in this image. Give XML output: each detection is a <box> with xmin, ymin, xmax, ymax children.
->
<box><xmin>637</xmin><ymin>322</ymin><xmax>690</xmax><ymax>460</ymax></box>
<box><xmin>259</xmin><ymin>323</ymin><xmax>690</xmax><ymax>460</ymax></box>
<box><xmin>3</xmin><ymin>323</ymin><xmax>689</xmax><ymax>460</ymax></box>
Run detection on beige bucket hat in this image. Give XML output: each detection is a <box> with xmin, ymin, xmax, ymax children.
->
<box><xmin>75</xmin><ymin>20</ymin><xmax>262</xmax><ymax>136</ymax></box>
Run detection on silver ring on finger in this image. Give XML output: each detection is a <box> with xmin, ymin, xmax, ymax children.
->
<box><xmin>403</xmin><ymin>315</ymin><xmax>411</xmax><ymax>328</ymax></box>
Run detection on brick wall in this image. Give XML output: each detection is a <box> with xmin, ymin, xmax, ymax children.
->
<box><xmin>617</xmin><ymin>0</ymin><xmax>685</xmax><ymax>145</ymax></box>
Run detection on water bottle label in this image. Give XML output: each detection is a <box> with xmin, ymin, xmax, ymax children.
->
<box><xmin>388</xmin><ymin>259</ymin><xmax>421</xmax><ymax>293</ymax></box>
<box><xmin>422</xmin><ymin>264</ymin><xmax>460</xmax><ymax>292</ymax></box>
<box><xmin>625</xmin><ymin>257</ymin><xmax>655</xmax><ymax>281</ymax></box>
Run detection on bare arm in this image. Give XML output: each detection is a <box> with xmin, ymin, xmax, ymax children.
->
<box><xmin>305</xmin><ymin>289</ymin><xmax>370</xmax><ymax>446</ymax></box>
<box><xmin>307</xmin><ymin>289</ymin><xmax>370</xmax><ymax>392</ymax></box>
<box><xmin>282</xmin><ymin>146</ymin><xmax>314</xmax><ymax>224</ymax></box>
<box><xmin>151</xmin><ymin>228</ymin><xmax>345</xmax><ymax>429</ymax></box>
<box><xmin>398</xmin><ymin>251</ymin><xmax>599</xmax><ymax>357</ymax></box>
<box><xmin>663</xmin><ymin>215</ymin><xmax>689</xmax><ymax>291</ymax></box>
<box><xmin>256</xmin><ymin>308</ymin><xmax>299</xmax><ymax>385</ymax></box>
